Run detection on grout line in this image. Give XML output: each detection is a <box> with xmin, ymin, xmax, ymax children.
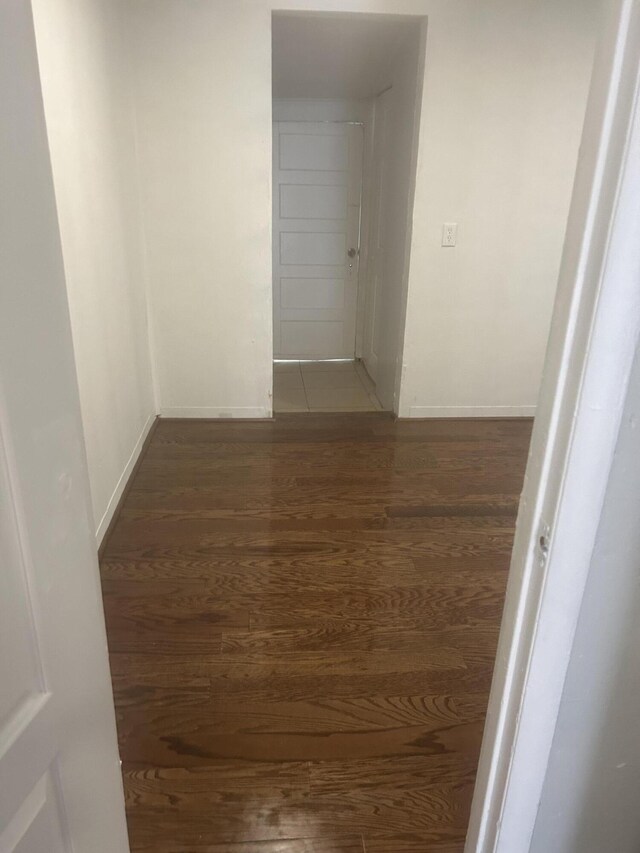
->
<box><xmin>355</xmin><ymin>369</ymin><xmax>380</xmax><ymax>411</ymax></box>
<box><xmin>281</xmin><ymin>359</ymin><xmax>383</xmax><ymax>412</ymax></box>
<box><xmin>273</xmin><ymin>361</ymin><xmax>309</xmax><ymax>413</ymax></box>
<box><xmin>355</xmin><ymin>360</ymin><xmax>385</xmax><ymax>411</ymax></box>
<box><xmin>299</xmin><ymin>363</ymin><xmax>311</xmax><ymax>412</ymax></box>
<box><xmin>355</xmin><ymin>372</ymin><xmax>369</xmax><ymax>396</ymax></box>
<box><xmin>368</xmin><ymin>391</ymin><xmax>383</xmax><ymax>411</ymax></box>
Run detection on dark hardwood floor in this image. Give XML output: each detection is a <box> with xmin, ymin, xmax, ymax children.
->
<box><xmin>99</xmin><ymin>413</ymin><xmax>532</xmax><ymax>853</ymax></box>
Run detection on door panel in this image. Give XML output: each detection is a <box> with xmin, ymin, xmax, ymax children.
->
<box><xmin>0</xmin><ymin>438</ymin><xmax>58</xmax><ymax>840</ymax></box>
<box><xmin>0</xmin><ymin>462</ymin><xmax>42</xmax><ymax>732</ymax></box>
<box><xmin>280</xmin><ymin>132</ymin><xmax>348</xmax><ymax>171</ymax></box>
<box><xmin>4</xmin><ymin>774</ymin><xmax>66</xmax><ymax>853</ymax></box>
<box><xmin>281</xmin><ymin>321</ymin><xmax>344</xmax><ymax>357</ymax></box>
<box><xmin>0</xmin><ymin>2</ymin><xmax>128</xmax><ymax>850</ymax></box>
<box><xmin>280</xmin><ymin>184</ymin><xmax>347</xmax><ymax>219</ymax></box>
<box><xmin>273</xmin><ymin>121</ymin><xmax>363</xmax><ymax>359</ymax></box>
<box><xmin>280</xmin><ymin>231</ymin><xmax>346</xmax><ymax>265</ymax></box>
<box><xmin>281</xmin><ymin>278</ymin><xmax>344</xmax><ymax>310</ymax></box>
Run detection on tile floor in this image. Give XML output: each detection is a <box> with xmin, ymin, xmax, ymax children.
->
<box><xmin>273</xmin><ymin>360</ymin><xmax>384</xmax><ymax>413</ymax></box>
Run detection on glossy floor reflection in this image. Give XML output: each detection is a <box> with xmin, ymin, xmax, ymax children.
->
<box><xmin>100</xmin><ymin>413</ymin><xmax>532</xmax><ymax>852</ymax></box>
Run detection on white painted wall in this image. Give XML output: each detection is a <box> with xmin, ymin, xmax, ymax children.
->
<box><xmin>272</xmin><ymin>14</ymin><xmax>414</xmax><ymax>99</ymax></box>
<box><xmin>31</xmin><ymin>0</ymin><xmax>157</xmax><ymax>542</ymax></box>
<box><xmin>131</xmin><ymin>0</ymin><xmax>273</xmax><ymax>418</ymax></box>
<box><xmin>131</xmin><ymin>0</ymin><xmax>598</xmax><ymax>420</ymax></box>
<box><xmin>272</xmin><ymin>98</ymin><xmax>372</xmax><ymax>122</ymax></box>
<box><xmin>366</xmin><ymin>25</ymin><xmax>425</xmax><ymax>411</ymax></box>
<box><xmin>399</xmin><ymin>0</ymin><xmax>600</xmax><ymax>417</ymax></box>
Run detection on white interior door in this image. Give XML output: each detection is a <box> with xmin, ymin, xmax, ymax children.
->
<box><xmin>273</xmin><ymin>121</ymin><xmax>363</xmax><ymax>359</ymax></box>
<box><xmin>0</xmin><ymin>2</ymin><xmax>128</xmax><ymax>850</ymax></box>
<box><xmin>362</xmin><ymin>89</ymin><xmax>392</xmax><ymax>383</ymax></box>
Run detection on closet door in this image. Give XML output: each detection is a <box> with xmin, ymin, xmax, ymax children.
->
<box><xmin>273</xmin><ymin>121</ymin><xmax>363</xmax><ymax>358</ymax></box>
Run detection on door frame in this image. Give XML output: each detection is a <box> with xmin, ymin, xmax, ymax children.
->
<box><xmin>359</xmin><ymin>85</ymin><xmax>392</xmax><ymax>384</ymax></box>
<box><xmin>270</xmin><ymin>11</ymin><xmax>427</xmax><ymax>415</ymax></box>
<box><xmin>465</xmin><ymin>1</ymin><xmax>640</xmax><ymax>849</ymax></box>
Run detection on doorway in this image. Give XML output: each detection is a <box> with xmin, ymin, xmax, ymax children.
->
<box><xmin>271</xmin><ymin>12</ymin><xmax>426</xmax><ymax>413</ymax></box>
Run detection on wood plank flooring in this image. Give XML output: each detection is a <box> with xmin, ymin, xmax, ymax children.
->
<box><xmin>100</xmin><ymin>413</ymin><xmax>532</xmax><ymax>852</ymax></box>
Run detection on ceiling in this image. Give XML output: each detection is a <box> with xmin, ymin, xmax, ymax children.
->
<box><xmin>272</xmin><ymin>13</ymin><xmax>415</xmax><ymax>100</ymax></box>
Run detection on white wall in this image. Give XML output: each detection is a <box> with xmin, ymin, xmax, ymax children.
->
<box><xmin>131</xmin><ymin>0</ymin><xmax>598</xmax><ymax>420</ymax></box>
<box><xmin>399</xmin><ymin>0</ymin><xmax>599</xmax><ymax>416</ymax></box>
<box><xmin>31</xmin><ymin>0</ymin><xmax>157</xmax><ymax>541</ymax></box>
<box><xmin>273</xmin><ymin>98</ymin><xmax>372</xmax><ymax>123</ymax></box>
<box><xmin>132</xmin><ymin>0</ymin><xmax>273</xmax><ymax>418</ymax></box>
<box><xmin>365</xmin><ymin>25</ymin><xmax>425</xmax><ymax>411</ymax></box>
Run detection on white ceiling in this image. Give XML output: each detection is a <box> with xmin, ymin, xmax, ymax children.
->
<box><xmin>272</xmin><ymin>14</ymin><xmax>415</xmax><ymax>100</ymax></box>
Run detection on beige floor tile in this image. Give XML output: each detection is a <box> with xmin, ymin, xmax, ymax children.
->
<box><xmin>310</xmin><ymin>407</ymin><xmax>376</xmax><ymax>412</ymax></box>
<box><xmin>305</xmin><ymin>386</ymin><xmax>375</xmax><ymax>410</ymax></box>
<box><xmin>274</xmin><ymin>371</ymin><xmax>304</xmax><ymax>391</ymax></box>
<box><xmin>302</xmin><ymin>371</ymin><xmax>363</xmax><ymax>390</ymax></box>
<box><xmin>367</xmin><ymin>392</ymin><xmax>384</xmax><ymax>411</ymax></box>
<box><xmin>273</xmin><ymin>387</ymin><xmax>308</xmax><ymax>412</ymax></box>
<box><xmin>354</xmin><ymin>361</ymin><xmax>375</xmax><ymax>390</ymax></box>
<box><xmin>273</xmin><ymin>360</ymin><xmax>383</xmax><ymax>413</ymax></box>
<box><xmin>273</xmin><ymin>360</ymin><xmax>301</xmax><ymax>374</ymax></box>
<box><xmin>354</xmin><ymin>362</ymin><xmax>385</xmax><ymax>410</ymax></box>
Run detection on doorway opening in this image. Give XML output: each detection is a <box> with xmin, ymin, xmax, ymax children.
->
<box><xmin>271</xmin><ymin>12</ymin><xmax>426</xmax><ymax>413</ymax></box>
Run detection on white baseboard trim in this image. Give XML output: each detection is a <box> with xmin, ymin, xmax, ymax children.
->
<box><xmin>404</xmin><ymin>405</ymin><xmax>537</xmax><ymax>419</ymax></box>
<box><xmin>160</xmin><ymin>406</ymin><xmax>272</xmax><ymax>419</ymax></box>
<box><xmin>95</xmin><ymin>412</ymin><xmax>156</xmax><ymax>548</ymax></box>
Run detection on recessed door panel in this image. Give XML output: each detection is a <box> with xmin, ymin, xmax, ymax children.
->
<box><xmin>280</xmin><ymin>231</ymin><xmax>346</xmax><ymax>266</ymax></box>
<box><xmin>0</xmin><ymin>457</ymin><xmax>42</xmax><ymax>732</ymax></box>
<box><xmin>281</xmin><ymin>277</ymin><xmax>344</xmax><ymax>311</ymax></box>
<box><xmin>281</xmin><ymin>321</ymin><xmax>344</xmax><ymax>357</ymax></box>
<box><xmin>280</xmin><ymin>132</ymin><xmax>348</xmax><ymax>171</ymax></box>
<box><xmin>280</xmin><ymin>184</ymin><xmax>348</xmax><ymax>220</ymax></box>
<box><xmin>2</xmin><ymin>775</ymin><xmax>66</xmax><ymax>853</ymax></box>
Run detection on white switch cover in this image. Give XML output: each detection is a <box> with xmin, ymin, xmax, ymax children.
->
<box><xmin>442</xmin><ymin>222</ymin><xmax>458</xmax><ymax>247</ymax></box>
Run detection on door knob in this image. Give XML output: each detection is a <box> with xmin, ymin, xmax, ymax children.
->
<box><xmin>347</xmin><ymin>247</ymin><xmax>357</xmax><ymax>258</ymax></box>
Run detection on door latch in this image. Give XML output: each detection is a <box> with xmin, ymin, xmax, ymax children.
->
<box><xmin>537</xmin><ymin>521</ymin><xmax>551</xmax><ymax>567</ymax></box>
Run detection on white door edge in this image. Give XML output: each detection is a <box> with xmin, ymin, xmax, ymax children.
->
<box><xmin>465</xmin><ymin>1</ymin><xmax>640</xmax><ymax>851</ymax></box>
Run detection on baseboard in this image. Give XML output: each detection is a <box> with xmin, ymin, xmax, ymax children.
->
<box><xmin>96</xmin><ymin>412</ymin><xmax>158</xmax><ymax>555</ymax></box>
<box><xmin>403</xmin><ymin>405</ymin><xmax>537</xmax><ymax>419</ymax></box>
<box><xmin>160</xmin><ymin>406</ymin><xmax>272</xmax><ymax>419</ymax></box>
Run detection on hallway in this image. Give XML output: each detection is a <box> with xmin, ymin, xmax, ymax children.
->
<box><xmin>99</xmin><ymin>414</ymin><xmax>532</xmax><ymax>852</ymax></box>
